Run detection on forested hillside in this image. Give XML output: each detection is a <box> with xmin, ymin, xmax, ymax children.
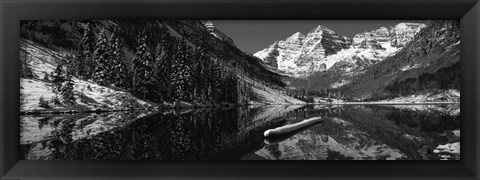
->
<box><xmin>20</xmin><ymin>20</ymin><xmax>300</xmax><ymax>113</ymax></box>
<box><xmin>342</xmin><ymin>20</ymin><xmax>460</xmax><ymax>100</ymax></box>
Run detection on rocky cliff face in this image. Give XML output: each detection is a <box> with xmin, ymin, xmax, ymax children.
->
<box><xmin>323</xmin><ymin>22</ymin><xmax>426</xmax><ymax>74</ymax></box>
<box><xmin>343</xmin><ymin>20</ymin><xmax>460</xmax><ymax>99</ymax></box>
<box><xmin>353</xmin><ymin>23</ymin><xmax>426</xmax><ymax>49</ymax></box>
<box><xmin>254</xmin><ymin>25</ymin><xmax>352</xmax><ymax>76</ymax></box>
<box><xmin>202</xmin><ymin>21</ymin><xmax>236</xmax><ymax>46</ymax></box>
<box><xmin>254</xmin><ymin>23</ymin><xmax>425</xmax><ymax>77</ymax></box>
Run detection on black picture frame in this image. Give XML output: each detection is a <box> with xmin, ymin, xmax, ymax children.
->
<box><xmin>1</xmin><ymin>0</ymin><xmax>479</xmax><ymax>179</ymax></box>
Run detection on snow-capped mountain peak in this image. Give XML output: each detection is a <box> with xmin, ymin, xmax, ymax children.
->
<box><xmin>254</xmin><ymin>22</ymin><xmax>426</xmax><ymax>77</ymax></box>
<box><xmin>254</xmin><ymin>25</ymin><xmax>352</xmax><ymax>76</ymax></box>
<box><xmin>286</xmin><ymin>32</ymin><xmax>305</xmax><ymax>42</ymax></box>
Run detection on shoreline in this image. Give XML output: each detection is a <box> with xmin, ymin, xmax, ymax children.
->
<box><xmin>325</xmin><ymin>102</ymin><xmax>460</xmax><ymax>105</ymax></box>
<box><xmin>20</xmin><ymin>101</ymin><xmax>460</xmax><ymax>115</ymax></box>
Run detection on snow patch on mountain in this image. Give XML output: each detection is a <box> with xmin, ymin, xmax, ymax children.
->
<box><xmin>20</xmin><ymin>39</ymin><xmax>158</xmax><ymax>113</ymax></box>
<box><xmin>254</xmin><ymin>25</ymin><xmax>352</xmax><ymax>77</ymax></box>
<box><xmin>400</xmin><ymin>63</ymin><xmax>422</xmax><ymax>71</ymax></box>
<box><xmin>245</xmin><ymin>77</ymin><xmax>305</xmax><ymax>105</ymax></box>
<box><xmin>330</xmin><ymin>80</ymin><xmax>350</xmax><ymax>88</ymax></box>
<box><xmin>254</xmin><ymin>22</ymin><xmax>425</xmax><ymax>77</ymax></box>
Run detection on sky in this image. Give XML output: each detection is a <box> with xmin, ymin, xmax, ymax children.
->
<box><xmin>211</xmin><ymin>20</ymin><xmax>427</xmax><ymax>54</ymax></box>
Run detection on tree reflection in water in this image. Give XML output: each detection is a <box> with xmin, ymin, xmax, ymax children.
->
<box><xmin>20</xmin><ymin>104</ymin><xmax>460</xmax><ymax>160</ymax></box>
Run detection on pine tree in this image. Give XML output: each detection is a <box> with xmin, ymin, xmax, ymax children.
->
<box><xmin>184</xmin><ymin>45</ymin><xmax>194</xmax><ymax>101</ymax></box>
<box><xmin>200</xmin><ymin>49</ymin><xmax>214</xmax><ymax>104</ymax></box>
<box><xmin>38</xmin><ymin>95</ymin><xmax>50</xmax><ymax>108</ymax></box>
<box><xmin>209</xmin><ymin>61</ymin><xmax>222</xmax><ymax>104</ymax></box>
<box><xmin>92</xmin><ymin>28</ymin><xmax>112</xmax><ymax>86</ymax></box>
<box><xmin>61</xmin><ymin>71</ymin><xmax>76</xmax><ymax>104</ymax></box>
<box><xmin>109</xmin><ymin>29</ymin><xmax>128</xmax><ymax>88</ymax></box>
<box><xmin>50</xmin><ymin>94</ymin><xmax>61</xmax><ymax>105</ymax></box>
<box><xmin>170</xmin><ymin>38</ymin><xmax>193</xmax><ymax>101</ymax></box>
<box><xmin>192</xmin><ymin>36</ymin><xmax>210</xmax><ymax>104</ymax></box>
<box><xmin>152</xmin><ymin>30</ymin><xmax>172</xmax><ymax>102</ymax></box>
<box><xmin>64</xmin><ymin>53</ymin><xmax>76</xmax><ymax>76</ymax></box>
<box><xmin>43</xmin><ymin>72</ymin><xmax>50</xmax><ymax>81</ymax></box>
<box><xmin>52</xmin><ymin>64</ymin><xmax>64</xmax><ymax>93</ymax></box>
<box><xmin>108</xmin><ymin>27</ymin><xmax>119</xmax><ymax>46</ymax></box>
<box><xmin>191</xmin><ymin>45</ymin><xmax>202</xmax><ymax>103</ymax></box>
<box><xmin>132</xmin><ymin>35</ymin><xmax>154</xmax><ymax>99</ymax></box>
<box><xmin>76</xmin><ymin>22</ymin><xmax>96</xmax><ymax>78</ymax></box>
<box><xmin>20</xmin><ymin>49</ymin><xmax>35</xmax><ymax>78</ymax></box>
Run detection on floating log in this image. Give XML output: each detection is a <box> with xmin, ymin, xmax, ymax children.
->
<box><xmin>263</xmin><ymin>121</ymin><xmax>321</xmax><ymax>144</ymax></box>
<box><xmin>264</xmin><ymin>117</ymin><xmax>323</xmax><ymax>138</ymax></box>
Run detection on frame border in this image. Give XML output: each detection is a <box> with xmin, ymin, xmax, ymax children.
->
<box><xmin>1</xmin><ymin>0</ymin><xmax>479</xmax><ymax>179</ymax></box>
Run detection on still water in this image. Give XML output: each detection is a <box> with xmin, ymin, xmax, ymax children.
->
<box><xmin>20</xmin><ymin>104</ymin><xmax>460</xmax><ymax>160</ymax></box>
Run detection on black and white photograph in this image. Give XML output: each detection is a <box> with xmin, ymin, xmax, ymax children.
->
<box><xmin>19</xmin><ymin>20</ymin><xmax>460</xmax><ymax>160</ymax></box>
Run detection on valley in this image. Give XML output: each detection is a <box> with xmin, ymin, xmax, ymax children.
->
<box><xmin>20</xmin><ymin>20</ymin><xmax>460</xmax><ymax>115</ymax></box>
<box><xmin>19</xmin><ymin>20</ymin><xmax>461</xmax><ymax>161</ymax></box>
<box><xmin>254</xmin><ymin>20</ymin><xmax>460</xmax><ymax>102</ymax></box>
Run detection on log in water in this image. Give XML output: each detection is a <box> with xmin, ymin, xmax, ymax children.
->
<box><xmin>263</xmin><ymin>117</ymin><xmax>323</xmax><ymax>138</ymax></box>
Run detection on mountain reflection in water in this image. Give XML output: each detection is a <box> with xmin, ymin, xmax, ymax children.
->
<box><xmin>20</xmin><ymin>104</ymin><xmax>460</xmax><ymax>160</ymax></box>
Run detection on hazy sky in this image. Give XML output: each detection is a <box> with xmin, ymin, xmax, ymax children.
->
<box><xmin>211</xmin><ymin>20</ymin><xmax>427</xmax><ymax>54</ymax></box>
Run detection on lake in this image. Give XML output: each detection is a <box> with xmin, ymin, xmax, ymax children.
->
<box><xmin>20</xmin><ymin>104</ymin><xmax>460</xmax><ymax>160</ymax></box>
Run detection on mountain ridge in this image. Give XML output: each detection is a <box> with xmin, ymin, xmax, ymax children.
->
<box><xmin>304</xmin><ymin>20</ymin><xmax>460</xmax><ymax>100</ymax></box>
<box><xmin>254</xmin><ymin>22</ymin><xmax>426</xmax><ymax>77</ymax></box>
<box><xmin>20</xmin><ymin>20</ymin><xmax>305</xmax><ymax>112</ymax></box>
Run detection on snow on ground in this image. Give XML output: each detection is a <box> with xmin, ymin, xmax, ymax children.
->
<box><xmin>378</xmin><ymin>89</ymin><xmax>460</xmax><ymax>104</ymax></box>
<box><xmin>20</xmin><ymin>78</ymin><xmax>156</xmax><ymax>113</ymax></box>
<box><xmin>388</xmin><ymin>104</ymin><xmax>460</xmax><ymax>116</ymax></box>
<box><xmin>21</xmin><ymin>39</ymin><xmax>64</xmax><ymax>77</ymax></box>
<box><xmin>400</xmin><ymin>63</ymin><xmax>421</xmax><ymax>71</ymax></box>
<box><xmin>452</xmin><ymin>130</ymin><xmax>460</xmax><ymax>137</ymax></box>
<box><xmin>20</xmin><ymin>39</ymin><xmax>157</xmax><ymax>113</ymax></box>
<box><xmin>307</xmin><ymin>89</ymin><xmax>459</xmax><ymax>109</ymax></box>
<box><xmin>330</xmin><ymin>80</ymin><xmax>350</xmax><ymax>88</ymax></box>
<box><xmin>402</xmin><ymin>134</ymin><xmax>423</xmax><ymax>142</ymax></box>
<box><xmin>313</xmin><ymin>97</ymin><xmax>345</xmax><ymax>104</ymax></box>
<box><xmin>252</xmin><ymin>86</ymin><xmax>304</xmax><ymax>105</ymax></box>
<box><xmin>244</xmin><ymin>77</ymin><xmax>305</xmax><ymax>105</ymax></box>
<box><xmin>433</xmin><ymin>142</ymin><xmax>460</xmax><ymax>156</ymax></box>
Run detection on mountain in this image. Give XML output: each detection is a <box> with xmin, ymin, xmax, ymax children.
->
<box><xmin>19</xmin><ymin>20</ymin><xmax>304</xmax><ymax>113</ymax></box>
<box><xmin>254</xmin><ymin>23</ymin><xmax>425</xmax><ymax>77</ymax></box>
<box><xmin>256</xmin><ymin>20</ymin><xmax>459</xmax><ymax>102</ymax></box>
<box><xmin>352</xmin><ymin>23</ymin><xmax>426</xmax><ymax>49</ymax></box>
<box><xmin>159</xmin><ymin>20</ymin><xmax>288</xmax><ymax>87</ymax></box>
<box><xmin>337</xmin><ymin>20</ymin><xmax>460</xmax><ymax>100</ymax></box>
<box><xmin>254</xmin><ymin>25</ymin><xmax>352</xmax><ymax>76</ymax></box>
<box><xmin>202</xmin><ymin>21</ymin><xmax>236</xmax><ymax>46</ymax></box>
